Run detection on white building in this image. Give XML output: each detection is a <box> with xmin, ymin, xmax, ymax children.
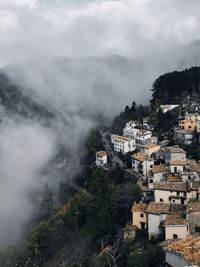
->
<box><xmin>164</xmin><ymin>214</ymin><xmax>189</xmax><ymax>240</ymax></box>
<box><xmin>143</xmin><ymin>117</ymin><xmax>152</xmax><ymax>129</ymax></box>
<box><xmin>159</xmin><ymin>104</ymin><xmax>179</xmax><ymax>113</ymax></box>
<box><xmin>175</xmin><ymin>130</ymin><xmax>194</xmax><ymax>145</ymax></box>
<box><xmin>188</xmin><ymin>201</ymin><xmax>200</xmax><ymax>235</ymax></box>
<box><xmin>154</xmin><ymin>182</ymin><xmax>198</xmax><ymax>205</ymax></box>
<box><xmin>95</xmin><ymin>151</ymin><xmax>107</xmax><ymax>167</ymax></box>
<box><xmin>147</xmin><ymin>202</ymin><xmax>171</xmax><ymax>239</ymax></box>
<box><xmin>185</xmin><ymin>112</ymin><xmax>200</xmax><ymax>121</ymax></box>
<box><xmin>111</xmin><ymin>134</ymin><xmax>135</xmax><ymax>154</ymax></box>
<box><xmin>152</xmin><ymin>164</ymin><xmax>169</xmax><ymax>183</ymax></box>
<box><xmin>169</xmin><ymin>160</ymin><xmax>187</xmax><ymax>174</ymax></box>
<box><xmin>163</xmin><ymin>146</ymin><xmax>186</xmax><ymax>163</ymax></box>
<box><xmin>135</xmin><ymin>130</ymin><xmax>152</xmax><ymax>147</ymax></box>
<box><xmin>123</xmin><ymin>121</ymin><xmax>140</xmax><ymax>139</ymax></box>
<box><xmin>132</xmin><ymin>153</ymin><xmax>154</xmax><ymax>177</ymax></box>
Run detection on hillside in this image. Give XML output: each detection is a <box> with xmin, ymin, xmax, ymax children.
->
<box><xmin>150</xmin><ymin>66</ymin><xmax>200</xmax><ymax>108</ymax></box>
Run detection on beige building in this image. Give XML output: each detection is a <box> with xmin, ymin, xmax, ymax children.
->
<box><xmin>131</xmin><ymin>203</ymin><xmax>148</xmax><ymax>230</ymax></box>
<box><xmin>141</xmin><ymin>143</ymin><xmax>160</xmax><ymax>157</ymax></box>
<box><xmin>154</xmin><ymin>182</ymin><xmax>198</xmax><ymax>205</ymax></box>
<box><xmin>164</xmin><ymin>214</ymin><xmax>189</xmax><ymax>240</ymax></box>
<box><xmin>95</xmin><ymin>151</ymin><xmax>107</xmax><ymax>167</ymax></box>
<box><xmin>179</xmin><ymin>118</ymin><xmax>196</xmax><ymax>132</ymax></box>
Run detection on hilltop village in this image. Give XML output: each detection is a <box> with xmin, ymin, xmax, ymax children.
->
<box><xmin>96</xmin><ymin>103</ymin><xmax>200</xmax><ymax>267</ymax></box>
<box><xmin>3</xmin><ymin>67</ymin><xmax>200</xmax><ymax>267</ymax></box>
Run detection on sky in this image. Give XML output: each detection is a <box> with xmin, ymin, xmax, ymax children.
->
<box><xmin>0</xmin><ymin>0</ymin><xmax>200</xmax><ymax>66</ymax></box>
<box><xmin>1</xmin><ymin>0</ymin><xmax>200</xmax><ymax>249</ymax></box>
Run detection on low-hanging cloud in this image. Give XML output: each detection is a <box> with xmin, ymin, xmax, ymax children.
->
<box><xmin>1</xmin><ymin>0</ymin><xmax>200</xmax><ymax>249</ymax></box>
<box><xmin>0</xmin><ymin>117</ymin><xmax>57</xmax><ymax>247</ymax></box>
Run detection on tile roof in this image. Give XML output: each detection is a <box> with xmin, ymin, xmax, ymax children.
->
<box><xmin>153</xmin><ymin>182</ymin><xmax>199</xmax><ymax>192</ymax></box>
<box><xmin>164</xmin><ymin>236</ymin><xmax>200</xmax><ymax>265</ymax></box>
<box><xmin>143</xmin><ymin>144</ymin><xmax>160</xmax><ymax>149</ymax></box>
<box><xmin>165</xmin><ymin>146</ymin><xmax>186</xmax><ymax>154</ymax></box>
<box><xmin>164</xmin><ymin>214</ymin><xmax>189</xmax><ymax>226</ymax></box>
<box><xmin>191</xmin><ymin>164</ymin><xmax>200</xmax><ymax>174</ymax></box>
<box><xmin>189</xmin><ymin>201</ymin><xmax>200</xmax><ymax>212</ymax></box>
<box><xmin>187</xmin><ymin>159</ymin><xmax>198</xmax><ymax>166</ymax></box>
<box><xmin>167</xmin><ymin>175</ymin><xmax>182</xmax><ymax>182</ymax></box>
<box><xmin>152</xmin><ymin>164</ymin><xmax>168</xmax><ymax>174</ymax></box>
<box><xmin>169</xmin><ymin>160</ymin><xmax>187</xmax><ymax>166</ymax></box>
<box><xmin>138</xmin><ymin>180</ymin><xmax>152</xmax><ymax>192</ymax></box>
<box><xmin>147</xmin><ymin>202</ymin><xmax>186</xmax><ymax>215</ymax></box>
<box><xmin>131</xmin><ymin>203</ymin><xmax>148</xmax><ymax>212</ymax></box>
<box><xmin>112</xmin><ymin>134</ymin><xmax>132</xmax><ymax>143</ymax></box>
<box><xmin>96</xmin><ymin>151</ymin><xmax>107</xmax><ymax>157</ymax></box>
<box><xmin>131</xmin><ymin>152</ymin><xmax>148</xmax><ymax>161</ymax></box>
<box><xmin>147</xmin><ymin>202</ymin><xmax>170</xmax><ymax>214</ymax></box>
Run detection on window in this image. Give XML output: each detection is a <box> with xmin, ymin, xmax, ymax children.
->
<box><xmin>140</xmin><ymin>213</ymin><xmax>144</xmax><ymax>218</ymax></box>
<box><xmin>188</xmin><ymin>126</ymin><xmax>191</xmax><ymax>129</ymax></box>
<box><xmin>177</xmin><ymin>192</ymin><xmax>180</xmax><ymax>196</ymax></box>
<box><xmin>195</xmin><ymin>226</ymin><xmax>200</xmax><ymax>233</ymax></box>
<box><xmin>160</xmin><ymin>198</ymin><xmax>164</xmax><ymax>202</ymax></box>
<box><xmin>149</xmin><ymin>179</ymin><xmax>153</xmax><ymax>183</ymax></box>
<box><xmin>150</xmin><ymin>165</ymin><xmax>153</xmax><ymax>168</ymax></box>
<box><xmin>174</xmin><ymin>167</ymin><xmax>177</xmax><ymax>173</ymax></box>
<box><xmin>173</xmin><ymin>200</ymin><xmax>175</xmax><ymax>203</ymax></box>
<box><xmin>184</xmin><ymin>192</ymin><xmax>187</xmax><ymax>197</ymax></box>
<box><xmin>173</xmin><ymin>234</ymin><xmax>178</xmax><ymax>239</ymax></box>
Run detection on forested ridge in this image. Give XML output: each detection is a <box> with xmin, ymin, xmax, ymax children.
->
<box><xmin>0</xmin><ymin>64</ymin><xmax>200</xmax><ymax>266</ymax></box>
<box><xmin>151</xmin><ymin>66</ymin><xmax>200</xmax><ymax>108</ymax></box>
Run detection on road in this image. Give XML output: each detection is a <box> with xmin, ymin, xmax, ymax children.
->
<box><xmin>100</xmin><ymin>131</ymin><xmax>125</xmax><ymax>168</ymax></box>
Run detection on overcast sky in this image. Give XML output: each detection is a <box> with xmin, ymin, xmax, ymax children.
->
<box><xmin>0</xmin><ymin>0</ymin><xmax>200</xmax><ymax>66</ymax></box>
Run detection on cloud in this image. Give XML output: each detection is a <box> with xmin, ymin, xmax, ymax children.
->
<box><xmin>0</xmin><ymin>0</ymin><xmax>200</xmax><ymax>65</ymax></box>
<box><xmin>0</xmin><ymin>0</ymin><xmax>38</xmax><ymax>8</ymax></box>
<box><xmin>0</xmin><ymin>117</ymin><xmax>57</xmax><ymax>247</ymax></box>
<box><xmin>1</xmin><ymin>0</ymin><xmax>200</xmax><ymax>249</ymax></box>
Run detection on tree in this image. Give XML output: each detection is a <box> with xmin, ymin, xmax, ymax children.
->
<box><xmin>86</xmin><ymin>169</ymin><xmax>118</xmax><ymax>239</ymax></box>
<box><xmin>114</xmin><ymin>183</ymin><xmax>141</xmax><ymax>225</ymax></box>
<box><xmin>108</xmin><ymin>164</ymin><xmax>125</xmax><ymax>184</ymax></box>
<box><xmin>85</xmin><ymin>128</ymin><xmax>104</xmax><ymax>164</ymax></box>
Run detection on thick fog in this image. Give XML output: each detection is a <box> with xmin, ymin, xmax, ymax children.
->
<box><xmin>0</xmin><ymin>0</ymin><xmax>200</xmax><ymax>248</ymax></box>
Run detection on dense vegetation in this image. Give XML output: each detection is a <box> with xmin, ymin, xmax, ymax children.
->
<box><xmin>3</xmin><ymin>64</ymin><xmax>200</xmax><ymax>266</ymax></box>
<box><xmin>111</xmin><ymin>102</ymin><xmax>151</xmax><ymax>135</ymax></box>
<box><xmin>151</xmin><ymin>66</ymin><xmax>200</xmax><ymax>108</ymax></box>
<box><xmin>0</xmin><ymin>128</ymin><xmax>142</xmax><ymax>266</ymax></box>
